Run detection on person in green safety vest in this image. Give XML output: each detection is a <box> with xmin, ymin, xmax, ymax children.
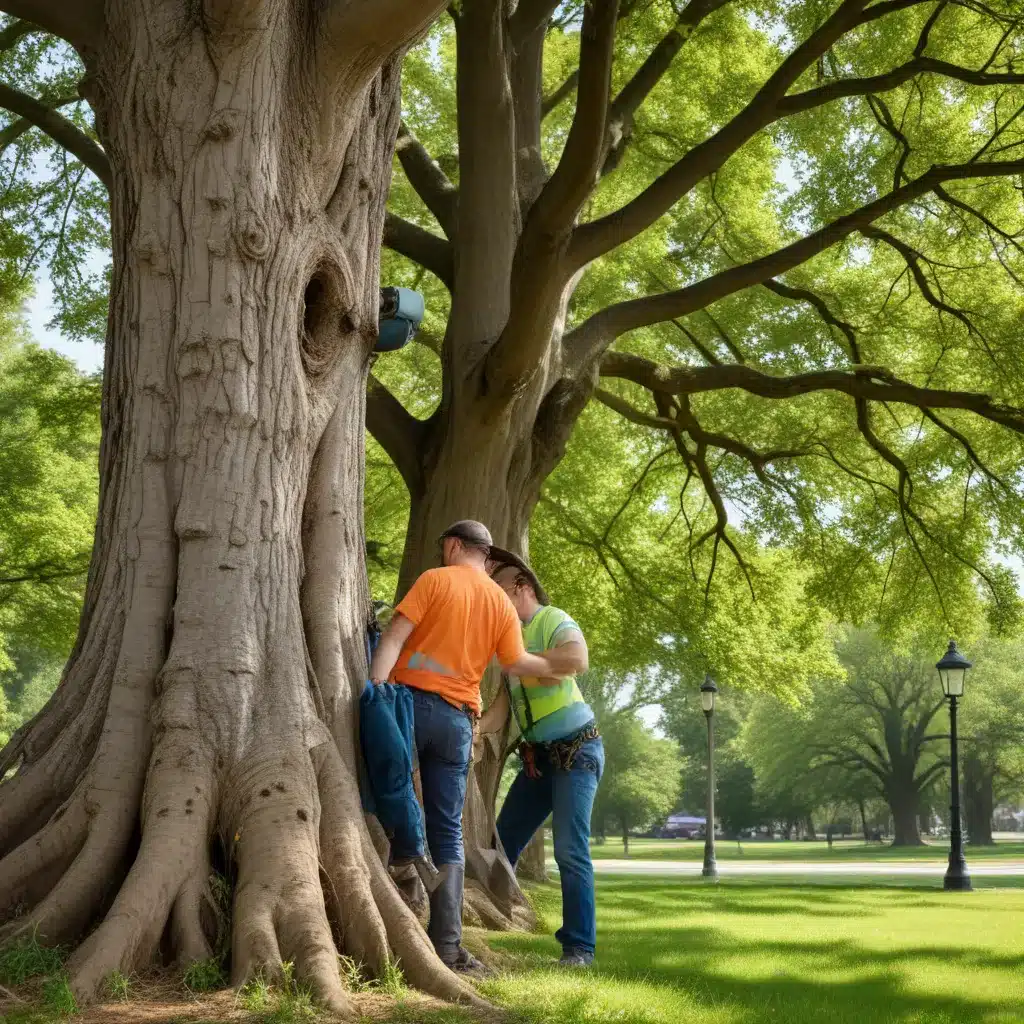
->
<box><xmin>478</xmin><ymin>552</ymin><xmax>604</xmax><ymax>967</ymax></box>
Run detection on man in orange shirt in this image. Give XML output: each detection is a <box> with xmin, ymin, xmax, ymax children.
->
<box><xmin>369</xmin><ymin>520</ymin><xmax>556</xmax><ymax>973</ymax></box>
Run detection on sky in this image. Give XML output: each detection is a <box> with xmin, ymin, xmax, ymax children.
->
<box><xmin>25</xmin><ymin>272</ymin><xmax>105</xmax><ymax>373</ymax></box>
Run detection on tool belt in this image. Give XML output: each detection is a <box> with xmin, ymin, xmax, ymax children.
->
<box><xmin>518</xmin><ymin>721</ymin><xmax>599</xmax><ymax>779</ymax></box>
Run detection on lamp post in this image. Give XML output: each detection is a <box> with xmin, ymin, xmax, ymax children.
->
<box><xmin>701</xmin><ymin>675</ymin><xmax>719</xmax><ymax>880</ymax></box>
<box><xmin>936</xmin><ymin>639</ymin><xmax>972</xmax><ymax>892</ymax></box>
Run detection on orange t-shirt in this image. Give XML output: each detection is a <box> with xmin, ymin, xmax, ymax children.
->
<box><xmin>392</xmin><ymin>565</ymin><xmax>525</xmax><ymax>714</ymax></box>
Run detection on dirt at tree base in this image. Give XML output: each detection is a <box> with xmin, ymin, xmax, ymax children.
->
<box><xmin>0</xmin><ymin>936</ymin><xmax>508</xmax><ymax>1024</ymax></box>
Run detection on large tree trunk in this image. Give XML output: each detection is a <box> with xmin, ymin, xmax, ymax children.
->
<box><xmin>887</xmin><ymin>785</ymin><xmax>924</xmax><ymax>846</ymax></box>
<box><xmin>517</xmin><ymin>832</ymin><xmax>548</xmax><ymax>883</ymax></box>
<box><xmin>0</xmin><ymin>3</ymin><xmax>484</xmax><ymax>1016</ymax></box>
<box><xmin>963</xmin><ymin>754</ymin><xmax>995</xmax><ymax>846</ymax></box>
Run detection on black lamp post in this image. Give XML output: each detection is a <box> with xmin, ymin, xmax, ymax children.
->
<box><xmin>936</xmin><ymin>639</ymin><xmax>972</xmax><ymax>892</ymax></box>
<box><xmin>701</xmin><ymin>675</ymin><xmax>719</xmax><ymax>880</ymax></box>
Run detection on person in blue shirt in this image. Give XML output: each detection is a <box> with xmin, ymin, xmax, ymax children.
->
<box><xmin>478</xmin><ymin>552</ymin><xmax>603</xmax><ymax>967</ymax></box>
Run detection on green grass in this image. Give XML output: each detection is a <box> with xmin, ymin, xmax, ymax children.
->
<box><xmin>183</xmin><ymin>956</ymin><xmax>226</xmax><ymax>994</ymax></box>
<box><xmin>470</xmin><ymin>879</ymin><xmax>1024</xmax><ymax>1024</ymax></box>
<box><xmin>579</xmin><ymin>838</ymin><xmax>1024</xmax><ymax>862</ymax></box>
<box><xmin>0</xmin><ymin>937</ymin><xmax>65</xmax><ymax>987</ymax></box>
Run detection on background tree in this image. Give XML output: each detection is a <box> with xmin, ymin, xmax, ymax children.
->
<box><xmin>958</xmin><ymin>638</ymin><xmax>1024</xmax><ymax>845</ymax></box>
<box><xmin>0</xmin><ymin>0</ymin><xmax>494</xmax><ymax>1014</ymax></box>
<box><xmin>592</xmin><ymin>709</ymin><xmax>682</xmax><ymax>854</ymax></box>
<box><xmin>0</xmin><ymin>329</ymin><xmax>99</xmax><ymax>671</ymax></box>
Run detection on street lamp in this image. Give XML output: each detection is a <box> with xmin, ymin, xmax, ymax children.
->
<box><xmin>701</xmin><ymin>675</ymin><xmax>719</xmax><ymax>880</ymax></box>
<box><xmin>936</xmin><ymin>639</ymin><xmax>972</xmax><ymax>892</ymax></box>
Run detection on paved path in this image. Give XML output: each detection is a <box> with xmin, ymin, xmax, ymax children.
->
<box><xmin>548</xmin><ymin>858</ymin><xmax>1024</xmax><ymax>878</ymax></box>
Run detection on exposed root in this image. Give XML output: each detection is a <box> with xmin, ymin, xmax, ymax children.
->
<box><xmin>170</xmin><ymin>872</ymin><xmax>215</xmax><ymax>965</ymax></box>
<box><xmin>228</xmin><ymin>751</ymin><xmax>352</xmax><ymax>1016</ymax></box>
<box><xmin>317</xmin><ymin>743</ymin><xmax>390</xmax><ymax>974</ymax></box>
<box><xmin>0</xmin><ymin>793</ymin><xmax>88</xmax><ymax>925</ymax></box>
<box><xmin>364</xmin><ymin>832</ymin><xmax>490</xmax><ymax>1011</ymax></box>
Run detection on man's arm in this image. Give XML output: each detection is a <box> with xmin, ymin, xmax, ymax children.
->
<box><xmin>369</xmin><ymin>612</ymin><xmax>415</xmax><ymax>683</ymax></box>
<box><xmin>540</xmin><ymin>628</ymin><xmax>588</xmax><ymax>676</ymax></box>
<box><xmin>478</xmin><ymin>683</ymin><xmax>510</xmax><ymax>736</ymax></box>
<box><xmin>502</xmin><ymin>650</ymin><xmax>556</xmax><ymax>680</ymax></box>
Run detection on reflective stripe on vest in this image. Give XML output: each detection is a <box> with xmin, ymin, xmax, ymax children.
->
<box><xmin>507</xmin><ymin>605</ymin><xmax>585</xmax><ymax>739</ymax></box>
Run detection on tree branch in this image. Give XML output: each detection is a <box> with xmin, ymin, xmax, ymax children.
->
<box><xmin>570</xmin><ymin>0</ymin><xmax>934</xmax><ymax>265</ymax></box>
<box><xmin>382</xmin><ymin>211</ymin><xmax>453</xmax><ymax>289</ymax></box>
<box><xmin>365</xmin><ymin>374</ymin><xmax>427</xmax><ymax>494</ymax></box>
<box><xmin>0</xmin><ymin>80</ymin><xmax>110</xmax><ymax>188</ymax></box>
<box><xmin>601</xmin><ymin>0</ymin><xmax>732</xmax><ymax>176</ymax></box>
<box><xmin>0</xmin><ymin>1</ymin><xmax>101</xmax><ymax>48</ymax></box>
<box><xmin>566</xmin><ymin>156</ymin><xmax>1024</xmax><ymax>365</ymax></box>
<box><xmin>0</xmin><ymin>92</ymin><xmax>80</xmax><ymax>155</ymax></box>
<box><xmin>508</xmin><ymin>0</ymin><xmax>560</xmax><ymax>43</ymax></box>
<box><xmin>776</xmin><ymin>56</ymin><xmax>1024</xmax><ymax>117</ymax></box>
<box><xmin>542</xmin><ymin>68</ymin><xmax>579</xmax><ymax>118</ymax></box>
<box><xmin>531</xmin><ymin>0</ymin><xmax>619</xmax><ymax>233</ymax></box>
<box><xmin>598</xmin><ymin>350</ymin><xmax>1024</xmax><ymax>432</ymax></box>
<box><xmin>763</xmin><ymin>277</ymin><xmax>861</xmax><ymax>361</ymax></box>
<box><xmin>394</xmin><ymin>122</ymin><xmax>458</xmax><ymax>237</ymax></box>
<box><xmin>0</xmin><ymin>17</ymin><xmax>38</xmax><ymax>50</ymax></box>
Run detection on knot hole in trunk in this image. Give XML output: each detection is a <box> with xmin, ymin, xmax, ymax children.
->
<box><xmin>300</xmin><ymin>265</ymin><xmax>354</xmax><ymax>381</ymax></box>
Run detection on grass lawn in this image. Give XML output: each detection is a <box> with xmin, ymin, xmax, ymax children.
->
<box><xmin>476</xmin><ymin>879</ymin><xmax>1024</xmax><ymax>1024</ymax></box>
<box><xmin>576</xmin><ymin>837</ymin><xmax>1024</xmax><ymax>862</ymax></box>
<box><xmin>3</xmin><ymin>879</ymin><xmax>1023</xmax><ymax>1023</ymax></box>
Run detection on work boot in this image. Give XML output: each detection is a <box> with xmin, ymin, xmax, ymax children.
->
<box><xmin>558</xmin><ymin>947</ymin><xmax>594</xmax><ymax>968</ymax></box>
<box><xmin>428</xmin><ymin>862</ymin><xmax>483</xmax><ymax>971</ymax></box>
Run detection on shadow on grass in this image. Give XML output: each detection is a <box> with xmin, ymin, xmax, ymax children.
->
<box><xmin>480</xmin><ymin>882</ymin><xmax>1024</xmax><ymax>1024</ymax></box>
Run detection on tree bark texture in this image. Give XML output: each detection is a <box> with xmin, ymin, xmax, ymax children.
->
<box><xmin>962</xmin><ymin>754</ymin><xmax>995</xmax><ymax>846</ymax></box>
<box><xmin>0</xmin><ymin>1</ymin><xmax>489</xmax><ymax>1015</ymax></box>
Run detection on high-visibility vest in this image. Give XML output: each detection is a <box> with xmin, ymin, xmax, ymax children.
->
<box><xmin>506</xmin><ymin>605</ymin><xmax>586</xmax><ymax>741</ymax></box>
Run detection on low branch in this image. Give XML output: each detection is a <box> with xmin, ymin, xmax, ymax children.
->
<box><xmin>382</xmin><ymin>211</ymin><xmax>453</xmax><ymax>289</ymax></box>
<box><xmin>598</xmin><ymin>350</ymin><xmax>1024</xmax><ymax>432</ymax></box>
<box><xmin>365</xmin><ymin>375</ymin><xmax>428</xmax><ymax>494</ymax></box>
<box><xmin>0</xmin><ymin>80</ymin><xmax>110</xmax><ymax>188</ymax></box>
<box><xmin>0</xmin><ymin>1</ymin><xmax>101</xmax><ymax>48</ymax></box>
<box><xmin>0</xmin><ymin>17</ymin><xmax>38</xmax><ymax>50</ymax></box>
<box><xmin>566</xmin><ymin>156</ymin><xmax>1024</xmax><ymax>365</ymax></box>
<box><xmin>394</xmin><ymin>123</ymin><xmax>458</xmax><ymax>237</ymax></box>
<box><xmin>0</xmin><ymin>92</ymin><xmax>81</xmax><ymax>155</ymax></box>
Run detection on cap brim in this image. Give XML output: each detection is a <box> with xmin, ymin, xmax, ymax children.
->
<box><xmin>487</xmin><ymin>547</ymin><xmax>550</xmax><ymax>606</ymax></box>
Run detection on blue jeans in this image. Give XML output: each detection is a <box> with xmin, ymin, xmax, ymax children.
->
<box><xmin>497</xmin><ymin>735</ymin><xmax>604</xmax><ymax>955</ymax></box>
<box><xmin>391</xmin><ymin>688</ymin><xmax>474</xmax><ymax>867</ymax></box>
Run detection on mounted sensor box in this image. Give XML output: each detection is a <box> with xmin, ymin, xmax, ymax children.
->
<box><xmin>376</xmin><ymin>286</ymin><xmax>425</xmax><ymax>352</ymax></box>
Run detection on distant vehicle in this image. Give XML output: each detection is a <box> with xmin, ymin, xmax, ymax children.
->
<box><xmin>660</xmin><ymin>814</ymin><xmax>707</xmax><ymax>839</ymax></box>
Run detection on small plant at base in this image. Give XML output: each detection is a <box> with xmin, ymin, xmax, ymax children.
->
<box><xmin>42</xmin><ymin>974</ymin><xmax>77</xmax><ymax>1015</ymax></box>
<box><xmin>239</xmin><ymin>972</ymin><xmax>272</xmax><ymax>1013</ymax></box>
<box><xmin>377</xmin><ymin>956</ymin><xmax>405</xmax><ymax>999</ymax></box>
<box><xmin>104</xmin><ymin>969</ymin><xmax>132</xmax><ymax>1002</ymax></box>
<box><xmin>0</xmin><ymin>935</ymin><xmax>65</xmax><ymax>985</ymax></box>
<box><xmin>337</xmin><ymin>955</ymin><xmax>368</xmax><ymax>992</ymax></box>
<box><xmin>183</xmin><ymin>957</ymin><xmax>225</xmax><ymax>995</ymax></box>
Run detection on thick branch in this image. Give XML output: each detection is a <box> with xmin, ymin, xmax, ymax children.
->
<box><xmin>571</xmin><ymin>0</ymin><xmax>932</xmax><ymax>264</ymax></box>
<box><xmin>777</xmin><ymin>56</ymin><xmax>1024</xmax><ymax>117</ymax></box>
<box><xmin>0</xmin><ymin>2</ymin><xmax>101</xmax><ymax>48</ymax></box>
<box><xmin>567</xmin><ymin>157</ymin><xmax>1024</xmax><ymax>363</ymax></box>
<box><xmin>602</xmin><ymin>0</ymin><xmax>731</xmax><ymax>175</ymax></box>
<box><xmin>394</xmin><ymin>123</ymin><xmax>458</xmax><ymax>237</ymax></box>
<box><xmin>0</xmin><ymin>81</ymin><xmax>110</xmax><ymax>188</ymax></box>
<box><xmin>0</xmin><ymin>17</ymin><xmax>37</xmax><ymax>50</ymax></box>
<box><xmin>382</xmin><ymin>211</ymin><xmax>453</xmax><ymax>289</ymax></box>
<box><xmin>365</xmin><ymin>375</ymin><xmax>427</xmax><ymax>494</ymax></box>
<box><xmin>508</xmin><ymin>0</ymin><xmax>560</xmax><ymax>42</ymax></box>
<box><xmin>0</xmin><ymin>92</ymin><xmax>81</xmax><ymax>154</ymax></box>
<box><xmin>542</xmin><ymin>69</ymin><xmax>579</xmax><ymax>118</ymax></box>
<box><xmin>599</xmin><ymin>350</ymin><xmax>1024</xmax><ymax>433</ymax></box>
<box><xmin>532</xmin><ymin>0</ymin><xmax>619</xmax><ymax>233</ymax></box>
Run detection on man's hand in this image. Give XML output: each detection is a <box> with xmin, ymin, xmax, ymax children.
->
<box><xmin>369</xmin><ymin>613</ymin><xmax>415</xmax><ymax>683</ymax></box>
